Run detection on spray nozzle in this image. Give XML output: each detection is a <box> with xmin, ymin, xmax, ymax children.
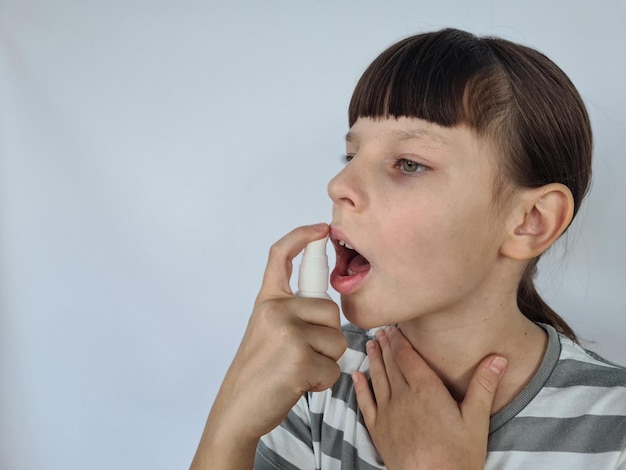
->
<box><xmin>296</xmin><ymin>237</ymin><xmax>330</xmax><ymax>299</ymax></box>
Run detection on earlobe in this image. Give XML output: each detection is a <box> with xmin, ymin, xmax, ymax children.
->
<box><xmin>500</xmin><ymin>184</ymin><xmax>575</xmax><ymax>260</ymax></box>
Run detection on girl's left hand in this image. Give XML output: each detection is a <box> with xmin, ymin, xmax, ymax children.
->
<box><xmin>352</xmin><ymin>326</ymin><xmax>507</xmax><ymax>470</ymax></box>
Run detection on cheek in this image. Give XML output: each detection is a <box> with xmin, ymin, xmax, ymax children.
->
<box><xmin>377</xmin><ymin>206</ymin><xmax>490</xmax><ymax>279</ymax></box>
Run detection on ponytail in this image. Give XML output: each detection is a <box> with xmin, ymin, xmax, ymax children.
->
<box><xmin>517</xmin><ymin>260</ymin><xmax>577</xmax><ymax>342</ymax></box>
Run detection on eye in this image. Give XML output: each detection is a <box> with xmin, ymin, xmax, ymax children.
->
<box><xmin>344</xmin><ymin>154</ymin><xmax>355</xmax><ymax>163</ymax></box>
<box><xmin>396</xmin><ymin>158</ymin><xmax>428</xmax><ymax>175</ymax></box>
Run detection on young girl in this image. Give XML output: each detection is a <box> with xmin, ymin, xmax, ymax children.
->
<box><xmin>191</xmin><ymin>28</ymin><xmax>626</xmax><ymax>469</ymax></box>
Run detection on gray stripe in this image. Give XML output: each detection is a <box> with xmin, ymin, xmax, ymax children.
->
<box><xmin>310</xmin><ymin>399</ymin><xmax>366</xmax><ymax>447</ymax></box>
<box><xmin>255</xmin><ymin>439</ymin><xmax>307</xmax><ymax>470</ymax></box>
<box><xmin>325</xmin><ymin>372</ymin><xmax>360</xmax><ymax>415</ymax></box>
<box><xmin>325</xmin><ymin>325</ymin><xmax>372</xmax><ymax>416</ymax></box>
<box><xmin>490</xmin><ymin>323</ymin><xmax>561</xmax><ymax>433</ymax></box>
<box><xmin>280</xmin><ymin>408</ymin><xmax>313</xmax><ymax>449</ymax></box>
<box><xmin>585</xmin><ymin>348</ymin><xmax>626</xmax><ymax>368</ymax></box>
<box><xmin>319</xmin><ymin>421</ymin><xmax>383</xmax><ymax>469</ymax></box>
<box><xmin>488</xmin><ymin>414</ymin><xmax>626</xmax><ymax>453</ymax></box>
<box><xmin>342</xmin><ymin>324</ymin><xmax>372</xmax><ymax>349</ymax></box>
<box><xmin>256</xmin><ymin>422</ymin><xmax>382</xmax><ymax>470</ymax></box>
<box><xmin>546</xmin><ymin>359</ymin><xmax>626</xmax><ymax>388</ymax></box>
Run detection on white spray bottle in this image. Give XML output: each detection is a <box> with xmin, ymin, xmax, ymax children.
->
<box><xmin>296</xmin><ymin>237</ymin><xmax>331</xmax><ymax>299</ymax></box>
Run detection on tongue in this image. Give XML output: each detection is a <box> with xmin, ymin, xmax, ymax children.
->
<box><xmin>347</xmin><ymin>254</ymin><xmax>371</xmax><ymax>274</ymax></box>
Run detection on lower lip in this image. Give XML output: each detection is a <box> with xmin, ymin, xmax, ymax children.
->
<box><xmin>330</xmin><ymin>269</ymin><xmax>371</xmax><ymax>295</ymax></box>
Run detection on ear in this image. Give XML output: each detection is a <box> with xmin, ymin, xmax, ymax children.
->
<box><xmin>500</xmin><ymin>183</ymin><xmax>575</xmax><ymax>260</ymax></box>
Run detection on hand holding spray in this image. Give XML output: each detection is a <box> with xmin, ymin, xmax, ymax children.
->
<box><xmin>296</xmin><ymin>237</ymin><xmax>331</xmax><ymax>299</ymax></box>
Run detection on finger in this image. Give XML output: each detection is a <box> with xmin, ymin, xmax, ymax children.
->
<box><xmin>259</xmin><ymin>223</ymin><xmax>329</xmax><ymax>298</ymax></box>
<box><xmin>352</xmin><ymin>371</ymin><xmax>378</xmax><ymax>430</ymax></box>
<box><xmin>377</xmin><ymin>328</ymin><xmax>409</xmax><ymax>391</ymax></box>
<box><xmin>460</xmin><ymin>355</ymin><xmax>507</xmax><ymax>426</ymax></box>
<box><xmin>290</xmin><ymin>297</ymin><xmax>342</xmax><ymax>330</ymax></box>
<box><xmin>306</xmin><ymin>323</ymin><xmax>348</xmax><ymax>361</ymax></box>
<box><xmin>367</xmin><ymin>339</ymin><xmax>391</xmax><ymax>404</ymax></box>
<box><xmin>386</xmin><ymin>326</ymin><xmax>440</xmax><ymax>390</ymax></box>
<box><xmin>299</xmin><ymin>350</ymin><xmax>343</xmax><ymax>393</ymax></box>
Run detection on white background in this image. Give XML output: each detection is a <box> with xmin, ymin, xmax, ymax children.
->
<box><xmin>1</xmin><ymin>1</ymin><xmax>625</xmax><ymax>469</ymax></box>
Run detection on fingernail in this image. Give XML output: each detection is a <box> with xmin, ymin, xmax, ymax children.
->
<box><xmin>489</xmin><ymin>357</ymin><xmax>508</xmax><ymax>375</ymax></box>
<box><xmin>312</xmin><ymin>223</ymin><xmax>328</xmax><ymax>231</ymax></box>
<box><xmin>366</xmin><ymin>340</ymin><xmax>376</xmax><ymax>354</ymax></box>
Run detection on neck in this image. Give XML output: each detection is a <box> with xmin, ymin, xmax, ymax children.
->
<box><xmin>397</xmin><ymin>304</ymin><xmax>548</xmax><ymax>414</ymax></box>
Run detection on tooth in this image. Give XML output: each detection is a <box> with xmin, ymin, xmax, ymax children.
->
<box><xmin>338</xmin><ymin>239</ymin><xmax>355</xmax><ymax>250</ymax></box>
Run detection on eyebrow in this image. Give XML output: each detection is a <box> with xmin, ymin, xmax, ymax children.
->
<box><xmin>345</xmin><ymin>130</ymin><xmax>358</xmax><ymax>143</ymax></box>
<box><xmin>345</xmin><ymin>127</ymin><xmax>447</xmax><ymax>145</ymax></box>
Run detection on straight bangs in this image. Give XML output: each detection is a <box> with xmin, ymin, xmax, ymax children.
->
<box><xmin>348</xmin><ymin>29</ymin><xmax>498</xmax><ymax>129</ymax></box>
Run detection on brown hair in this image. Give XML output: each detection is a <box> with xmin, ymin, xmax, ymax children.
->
<box><xmin>349</xmin><ymin>28</ymin><xmax>592</xmax><ymax>341</ymax></box>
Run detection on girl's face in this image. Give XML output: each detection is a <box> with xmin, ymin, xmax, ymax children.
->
<box><xmin>328</xmin><ymin>117</ymin><xmax>513</xmax><ymax>329</ymax></box>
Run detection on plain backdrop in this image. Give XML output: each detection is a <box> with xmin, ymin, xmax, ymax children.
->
<box><xmin>1</xmin><ymin>1</ymin><xmax>625</xmax><ymax>469</ymax></box>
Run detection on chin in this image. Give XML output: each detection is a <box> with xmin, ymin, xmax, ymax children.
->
<box><xmin>340</xmin><ymin>296</ymin><xmax>389</xmax><ymax>330</ymax></box>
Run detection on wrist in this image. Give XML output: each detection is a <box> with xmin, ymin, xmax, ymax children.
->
<box><xmin>191</xmin><ymin>408</ymin><xmax>261</xmax><ymax>470</ymax></box>
<box><xmin>191</xmin><ymin>425</ymin><xmax>259</xmax><ymax>470</ymax></box>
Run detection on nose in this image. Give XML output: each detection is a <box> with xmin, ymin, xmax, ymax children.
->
<box><xmin>327</xmin><ymin>158</ymin><xmax>364</xmax><ymax>210</ymax></box>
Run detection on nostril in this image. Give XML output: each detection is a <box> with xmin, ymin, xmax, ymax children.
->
<box><xmin>340</xmin><ymin>196</ymin><xmax>356</xmax><ymax>207</ymax></box>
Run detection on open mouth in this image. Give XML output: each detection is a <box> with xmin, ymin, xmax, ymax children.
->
<box><xmin>330</xmin><ymin>233</ymin><xmax>371</xmax><ymax>294</ymax></box>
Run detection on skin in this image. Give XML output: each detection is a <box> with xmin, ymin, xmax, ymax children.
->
<box><xmin>191</xmin><ymin>116</ymin><xmax>573</xmax><ymax>469</ymax></box>
<box><xmin>190</xmin><ymin>224</ymin><xmax>348</xmax><ymax>470</ymax></box>
<box><xmin>332</xmin><ymin>117</ymin><xmax>570</xmax><ymax>467</ymax></box>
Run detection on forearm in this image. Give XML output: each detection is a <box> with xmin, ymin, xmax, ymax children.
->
<box><xmin>190</xmin><ymin>415</ymin><xmax>259</xmax><ymax>470</ymax></box>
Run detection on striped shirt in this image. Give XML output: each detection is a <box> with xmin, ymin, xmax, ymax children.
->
<box><xmin>255</xmin><ymin>323</ymin><xmax>626</xmax><ymax>469</ymax></box>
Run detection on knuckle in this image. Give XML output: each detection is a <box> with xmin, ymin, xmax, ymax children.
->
<box><xmin>335</xmin><ymin>334</ymin><xmax>349</xmax><ymax>357</ymax></box>
<box><xmin>268</xmin><ymin>241</ymin><xmax>285</xmax><ymax>260</ymax></box>
<box><xmin>253</xmin><ymin>299</ymin><xmax>295</xmax><ymax>333</ymax></box>
<box><xmin>254</xmin><ymin>299</ymin><xmax>281</xmax><ymax>322</ymax></box>
<box><xmin>476</xmin><ymin>373</ymin><xmax>498</xmax><ymax>394</ymax></box>
<box><xmin>310</xmin><ymin>361</ymin><xmax>341</xmax><ymax>392</ymax></box>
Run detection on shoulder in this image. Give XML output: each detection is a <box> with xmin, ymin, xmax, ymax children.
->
<box><xmin>551</xmin><ymin>334</ymin><xmax>626</xmax><ymax>388</ymax></box>
<box><xmin>487</xmin><ymin>326</ymin><xmax>626</xmax><ymax>466</ymax></box>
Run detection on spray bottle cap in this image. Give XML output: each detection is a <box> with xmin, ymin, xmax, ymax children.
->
<box><xmin>296</xmin><ymin>237</ymin><xmax>330</xmax><ymax>299</ymax></box>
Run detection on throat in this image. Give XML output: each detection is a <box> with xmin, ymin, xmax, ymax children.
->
<box><xmin>397</xmin><ymin>317</ymin><xmax>549</xmax><ymax>414</ymax></box>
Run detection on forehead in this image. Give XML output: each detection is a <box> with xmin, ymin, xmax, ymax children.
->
<box><xmin>346</xmin><ymin>117</ymin><xmax>467</xmax><ymax>150</ymax></box>
<box><xmin>346</xmin><ymin>116</ymin><xmax>501</xmax><ymax>173</ymax></box>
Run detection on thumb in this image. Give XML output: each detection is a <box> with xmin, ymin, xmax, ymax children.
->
<box><xmin>259</xmin><ymin>223</ymin><xmax>329</xmax><ymax>299</ymax></box>
<box><xmin>460</xmin><ymin>355</ymin><xmax>507</xmax><ymax>426</ymax></box>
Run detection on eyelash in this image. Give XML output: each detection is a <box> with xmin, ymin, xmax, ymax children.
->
<box><xmin>394</xmin><ymin>158</ymin><xmax>429</xmax><ymax>176</ymax></box>
<box><xmin>343</xmin><ymin>154</ymin><xmax>429</xmax><ymax>176</ymax></box>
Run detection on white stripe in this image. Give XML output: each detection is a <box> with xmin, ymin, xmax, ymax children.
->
<box><xmin>291</xmin><ymin>395</ymin><xmax>312</xmax><ymax>426</ymax></box>
<box><xmin>307</xmin><ymin>392</ymin><xmax>356</xmax><ymax>442</ymax></box>
<box><xmin>308</xmin><ymin>392</ymin><xmax>383</xmax><ymax>467</ymax></box>
<box><xmin>319</xmin><ymin>452</ymin><xmax>343</xmax><ymax>470</ymax></box>
<box><xmin>338</xmin><ymin>347</ymin><xmax>367</xmax><ymax>372</ymax></box>
<box><xmin>518</xmin><ymin>385</ymin><xmax>626</xmax><ymax>418</ymax></box>
<box><xmin>486</xmin><ymin>450</ymin><xmax>622</xmax><ymax>469</ymax></box>
<box><xmin>561</xmin><ymin>340</ymin><xmax>620</xmax><ymax>368</ymax></box>
<box><xmin>617</xmin><ymin>448</ymin><xmax>626</xmax><ymax>470</ymax></box>
<box><xmin>353</xmin><ymin>423</ymin><xmax>385</xmax><ymax>468</ymax></box>
<box><xmin>262</xmin><ymin>425</ymin><xmax>316</xmax><ymax>470</ymax></box>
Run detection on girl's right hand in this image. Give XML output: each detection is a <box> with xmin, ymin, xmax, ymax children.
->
<box><xmin>191</xmin><ymin>223</ymin><xmax>347</xmax><ymax>469</ymax></box>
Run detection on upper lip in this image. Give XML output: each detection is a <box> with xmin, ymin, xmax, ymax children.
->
<box><xmin>329</xmin><ymin>226</ymin><xmax>355</xmax><ymax>251</ymax></box>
